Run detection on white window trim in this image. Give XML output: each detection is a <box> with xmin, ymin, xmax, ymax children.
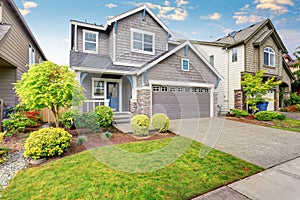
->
<box><xmin>92</xmin><ymin>78</ymin><xmax>105</xmax><ymax>99</ymax></box>
<box><xmin>130</xmin><ymin>28</ymin><xmax>155</xmax><ymax>55</ymax></box>
<box><xmin>28</xmin><ymin>44</ymin><xmax>35</xmax><ymax>65</ymax></box>
<box><xmin>264</xmin><ymin>47</ymin><xmax>275</xmax><ymax>67</ymax></box>
<box><xmin>181</xmin><ymin>58</ymin><xmax>189</xmax><ymax>71</ymax></box>
<box><xmin>83</xmin><ymin>29</ymin><xmax>98</xmax><ymax>54</ymax></box>
<box><xmin>232</xmin><ymin>48</ymin><xmax>237</xmax><ymax>63</ymax></box>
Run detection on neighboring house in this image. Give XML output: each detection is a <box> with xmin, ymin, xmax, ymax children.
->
<box><xmin>69</xmin><ymin>5</ymin><xmax>223</xmax><ymax>119</ymax></box>
<box><xmin>193</xmin><ymin>19</ymin><xmax>294</xmax><ymax>112</ymax></box>
<box><xmin>284</xmin><ymin>54</ymin><xmax>298</xmax><ymax>73</ymax></box>
<box><xmin>0</xmin><ymin>0</ymin><xmax>46</xmax><ymax>107</ymax></box>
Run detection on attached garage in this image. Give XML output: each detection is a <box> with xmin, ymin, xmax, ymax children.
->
<box><xmin>151</xmin><ymin>84</ymin><xmax>212</xmax><ymax>119</ymax></box>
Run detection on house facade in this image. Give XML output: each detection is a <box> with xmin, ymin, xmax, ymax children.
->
<box><xmin>0</xmin><ymin>0</ymin><xmax>46</xmax><ymax>107</ymax></box>
<box><xmin>193</xmin><ymin>19</ymin><xmax>294</xmax><ymax>112</ymax></box>
<box><xmin>70</xmin><ymin>5</ymin><xmax>223</xmax><ymax>119</ymax></box>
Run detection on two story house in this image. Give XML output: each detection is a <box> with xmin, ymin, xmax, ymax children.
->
<box><xmin>193</xmin><ymin>19</ymin><xmax>294</xmax><ymax>112</ymax></box>
<box><xmin>70</xmin><ymin>5</ymin><xmax>223</xmax><ymax>119</ymax></box>
<box><xmin>0</xmin><ymin>0</ymin><xmax>46</xmax><ymax>107</ymax></box>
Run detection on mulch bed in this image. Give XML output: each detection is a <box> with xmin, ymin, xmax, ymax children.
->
<box><xmin>226</xmin><ymin>116</ymin><xmax>275</xmax><ymax>127</ymax></box>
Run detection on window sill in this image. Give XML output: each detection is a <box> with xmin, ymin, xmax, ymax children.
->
<box><xmin>83</xmin><ymin>50</ymin><xmax>98</xmax><ymax>54</ymax></box>
<box><xmin>263</xmin><ymin>65</ymin><xmax>276</xmax><ymax>69</ymax></box>
<box><xmin>130</xmin><ymin>49</ymin><xmax>155</xmax><ymax>56</ymax></box>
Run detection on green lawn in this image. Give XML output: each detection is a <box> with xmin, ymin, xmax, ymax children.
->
<box><xmin>1</xmin><ymin>137</ymin><xmax>263</xmax><ymax>200</ymax></box>
<box><xmin>272</xmin><ymin>118</ymin><xmax>300</xmax><ymax>132</ymax></box>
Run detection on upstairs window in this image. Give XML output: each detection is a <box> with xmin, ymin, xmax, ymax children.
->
<box><xmin>182</xmin><ymin>59</ymin><xmax>189</xmax><ymax>71</ymax></box>
<box><xmin>83</xmin><ymin>30</ymin><xmax>98</xmax><ymax>53</ymax></box>
<box><xmin>131</xmin><ymin>29</ymin><xmax>155</xmax><ymax>55</ymax></box>
<box><xmin>232</xmin><ymin>48</ymin><xmax>237</xmax><ymax>62</ymax></box>
<box><xmin>209</xmin><ymin>55</ymin><xmax>214</xmax><ymax>66</ymax></box>
<box><xmin>29</xmin><ymin>44</ymin><xmax>35</xmax><ymax>65</ymax></box>
<box><xmin>264</xmin><ymin>47</ymin><xmax>275</xmax><ymax>67</ymax></box>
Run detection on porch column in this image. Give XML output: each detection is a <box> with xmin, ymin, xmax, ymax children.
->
<box><xmin>129</xmin><ymin>75</ymin><xmax>138</xmax><ymax>115</ymax></box>
<box><xmin>132</xmin><ymin>75</ymin><xmax>137</xmax><ymax>99</ymax></box>
<box><xmin>75</xmin><ymin>71</ymin><xmax>81</xmax><ymax>83</ymax></box>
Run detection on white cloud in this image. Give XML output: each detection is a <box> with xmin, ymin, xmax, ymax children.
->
<box><xmin>201</xmin><ymin>12</ymin><xmax>222</xmax><ymax>20</ymax></box>
<box><xmin>105</xmin><ymin>3</ymin><xmax>117</xmax><ymax>9</ymax></box>
<box><xmin>222</xmin><ymin>27</ymin><xmax>233</xmax><ymax>35</ymax></box>
<box><xmin>124</xmin><ymin>1</ymin><xmax>189</xmax><ymax>21</ymax></box>
<box><xmin>255</xmin><ymin>0</ymin><xmax>294</xmax><ymax>14</ymax></box>
<box><xmin>278</xmin><ymin>28</ymin><xmax>300</xmax><ymax>54</ymax></box>
<box><xmin>19</xmin><ymin>1</ymin><xmax>37</xmax><ymax>16</ymax></box>
<box><xmin>241</xmin><ymin>4</ymin><xmax>250</xmax><ymax>10</ymax></box>
<box><xmin>233</xmin><ymin>14</ymin><xmax>264</xmax><ymax>24</ymax></box>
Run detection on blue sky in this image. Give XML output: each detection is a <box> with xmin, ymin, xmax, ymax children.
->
<box><xmin>15</xmin><ymin>0</ymin><xmax>300</xmax><ymax>65</ymax></box>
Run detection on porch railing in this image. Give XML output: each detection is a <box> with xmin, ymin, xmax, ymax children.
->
<box><xmin>82</xmin><ymin>100</ymin><xmax>110</xmax><ymax>112</ymax></box>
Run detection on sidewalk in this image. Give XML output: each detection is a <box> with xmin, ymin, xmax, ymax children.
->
<box><xmin>194</xmin><ymin>156</ymin><xmax>300</xmax><ymax>200</ymax></box>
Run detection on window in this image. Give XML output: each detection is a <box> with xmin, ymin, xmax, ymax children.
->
<box><xmin>169</xmin><ymin>87</ymin><xmax>176</xmax><ymax>92</ymax></box>
<box><xmin>153</xmin><ymin>86</ymin><xmax>160</xmax><ymax>92</ymax></box>
<box><xmin>29</xmin><ymin>44</ymin><xmax>35</xmax><ymax>65</ymax></box>
<box><xmin>264</xmin><ymin>47</ymin><xmax>275</xmax><ymax>67</ymax></box>
<box><xmin>93</xmin><ymin>79</ymin><xmax>104</xmax><ymax>97</ymax></box>
<box><xmin>182</xmin><ymin>59</ymin><xmax>189</xmax><ymax>71</ymax></box>
<box><xmin>232</xmin><ymin>48</ymin><xmax>237</xmax><ymax>62</ymax></box>
<box><xmin>209</xmin><ymin>55</ymin><xmax>214</xmax><ymax>66</ymax></box>
<box><xmin>83</xmin><ymin>30</ymin><xmax>98</xmax><ymax>53</ymax></box>
<box><xmin>131</xmin><ymin>29</ymin><xmax>155</xmax><ymax>54</ymax></box>
<box><xmin>161</xmin><ymin>86</ymin><xmax>168</xmax><ymax>92</ymax></box>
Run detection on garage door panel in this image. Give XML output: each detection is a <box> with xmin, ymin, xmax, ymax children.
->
<box><xmin>152</xmin><ymin>85</ymin><xmax>210</xmax><ymax>119</ymax></box>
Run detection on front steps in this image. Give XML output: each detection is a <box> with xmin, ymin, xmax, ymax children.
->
<box><xmin>113</xmin><ymin>112</ymin><xmax>132</xmax><ymax>124</ymax></box>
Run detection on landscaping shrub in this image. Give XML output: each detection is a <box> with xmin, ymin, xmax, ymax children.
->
<box><xmin>152</xmin><ymin>113</ymin><xmax>170</xmax><ymax>133</ymax></box>
<box><xmin>24</xmin><ymin>127</ymin><xmax>72</xmax><ymax>160</ymax></box>
<box><xmin>95</xmin><ymin>106</ymin><xmax>114</xmax><ymax>127</ymax></box>
<box><xmin>76</xmin><ymin>135</ymin><xmax>87</xmax><ymax>145</ymax></box>
<box><xmin>75</xmin><ymin>112</ymin><xmax>100</xmax><ymax>133</ymax></box>
<box><xmin>254</xmin><ymin>111</ymin><xmax>286</xmax><ymax>121</ymax></box>
<box><xmin>295</xmin><ymin>104</ymin><xmax>300</xmax><ymax>112</ymax></box>
<box><xmin>287</xmin><ymin>105</ymin><xmax>297</xmax><ymax>112</ymax></box>
<box><xmin>2</xmin><ymin>112</ymin><xmax>36</xmax><ymax>135</ymax></box>
<box><xmin>232</xmin><ymin>109</ymin><xmax>250</xmax><ymax>118</ymax></box>
<box><xmin>60</xmin><ymin>110</ymin><xmax>81</xmax><ymax>129</ymax></box>
<box><xmin>286</xmin><ymin>93</ymin><xmax>300</xmax><ymax>105</ymax></box>
<box><xmin>101</xmin><ymin>131</ymin><xmax>112</xmax><ymax>139</ymax></box>
<box><xmin>130</xmin><ymin>114</ymin><xmax>150</xmax><ymax>136</ymax></box>
<box><xmin>279</xmin><ymin>108</ymin><xmax>288</xmax><ymax>112</ymax></box>
<box><xmin>0</xmin><ymin>132</ymin><xmax>8</xmax><ymax>164</ymax></box>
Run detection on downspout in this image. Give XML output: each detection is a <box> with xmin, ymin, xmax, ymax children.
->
<box><xmin>227</xmin><ymin>47</ymin><xmax>230</xmax><ymax>110</ymax></box>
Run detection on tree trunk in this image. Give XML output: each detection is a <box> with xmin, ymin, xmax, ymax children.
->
<box><xmin>51</xmin><ymin>105</ymin><xmax>60</xmax><ymax>128</ymax></box>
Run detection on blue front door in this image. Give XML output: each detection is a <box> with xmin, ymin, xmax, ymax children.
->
<box><xmin>107</xmin><ymin>82</ymin><xmax>119</xmax><ymax>111</ymax></box>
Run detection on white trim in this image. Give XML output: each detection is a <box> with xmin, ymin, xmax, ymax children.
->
<box><xmin>83</xmin><ymin>29</ymin><xmax>99</xmax><ymax>54</ymax></box>
<box><xmin>70</xmin><ymin>20</ymin><xmax>106</xmax><ymax>31</ymax></box>
<box><xmin>74</xmin><ymin>24</ymin><xmax>78</xmax><ymax>51</ymax></box>
<box><xmin>72</xmin><ymin>66</ymin><xmax>136</xmax><ymax>75</ymax></box>
<box><xmin>130</xmin><ymin>28</ymin><xmax>155</xmax><ymax>55</ymax></box>
<box><xmin>149</xmin><ymin>80</ymin><xmax>215</xmax><ymax>117</ymax></box>
<box><xmin>181</xmin><ymin>58</ymin><xmax>189</xmax><ymax>71</ymax></box>
<box><xmin>113</xmin><ymin>61</ymin><xmax>143</xmax><ymax>67</ymax></box>
<box><xmin>137</xmin><ymin>40</ymin><xmax>224</xmax><ymax>81</ymax></box>
<box><xmin>107</xmin><ymin>5</ymin><xmax>174</xmax><ymax>37</ymax></box>
<box><xmin>91</xmin><ymin>78</ymin><xmax>123</xmax><ymax>112</ymax></box>
<box><xmin>264</xmin><ymin>47</ymin><xmax>275</xmax><ymax>67</ymax></box>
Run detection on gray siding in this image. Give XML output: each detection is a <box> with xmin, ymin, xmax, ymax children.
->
<box><xmin>138</xmin><ymin>48</ymin><xmax>218</xmax><ymax>87</ymax></box>
<box><xmin>1</xmin><ymin>0</ymin><xmax>43</xmax><ymax>80</ymax></box>
<box><xmin>115</xmin><ymin>11</ymin><xmax>167</xmax><ymax>65</ymax></box>
<box><xmin>0</xmin><ymin>67</ymin><xmax>16</xmax><ymax>106</ymax></box>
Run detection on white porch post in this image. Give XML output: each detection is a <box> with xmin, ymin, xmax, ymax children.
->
<box><xmin>132</xmin><ymin>75</ymin><xmax>137</xmax><ymax>100</ymax></box>
<box><xmin>75</xmin><ymin>71</ymin><xmax>81</xmax><ymax>83</ymax></box>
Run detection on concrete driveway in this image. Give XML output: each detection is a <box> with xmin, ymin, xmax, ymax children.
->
<box><xmin>169</xmin><ymin>117</ymin><xmax>300</xmax><ymax>168</ymax></box>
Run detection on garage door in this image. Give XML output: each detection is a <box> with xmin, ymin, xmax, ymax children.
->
<box><xmin>152</xmin><ymin>85</ymin><xmax>210</xmax><ymax>119</ymax></box>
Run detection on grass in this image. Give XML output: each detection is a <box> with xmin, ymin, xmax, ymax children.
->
<box><xmin>271</xmin><ymin>118</ymin><xmax>300</xmax><ymax>132</ymax></box>
<box><xmin>1</xmin><ymin>137</ymin><xmax>263</xmax><ymax>200</ymax></box>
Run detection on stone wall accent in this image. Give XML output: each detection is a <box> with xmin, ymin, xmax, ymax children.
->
<box><xmin>275</xmin><ymin>86</ymin><xmax>279</xmax><ymax>111</ymax></box>
<box><xmin>129</xmin><ymin>99</ymin><xmax>138</xmax><ymax>115</ymax></box>
<box><xmin>234</xmin><ymin>90</ymin><xmax>245</xmax><ymax>110</ymax></box>
<box><xmin>134</xmin><ymin>88</ymin><xmax>151</xmax><ymax>116</ymax></box>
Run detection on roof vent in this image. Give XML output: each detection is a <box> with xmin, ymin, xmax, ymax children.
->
<box><xmin>229</xmin><ymin>31</ymin><xmax>237</xmax><ymax>38</ymax></box>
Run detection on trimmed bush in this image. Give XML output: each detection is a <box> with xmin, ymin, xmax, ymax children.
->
<box><xmin>60</xmin><ymin>110</ymin><xmax>80</xmax><ymax>129</ymax></box>
<box><xmin>232</xmin><ymin>109</ymin><xmax>249</xmax><ymax>118</ymax></box>
<box><xmin>75</xmin><ymin>112</ymin><xmax>100</xmax><ymax>133</ymax></box>
<box><xmin>254</xmin><ymin>111</ymin><xmax>286</xmax><ymax>121</ymax></box>
<box><xmin>24</xmin><ymin>128</ymin><xmax>72</xmax><ymax>160</ymax></box>
<box><xmin>152</xmin><ymin>113</ymin><xmax>170</xmax><ymax>133</ymax></box>
<box><xmin>2</xmin><ymin>112</ymin><xmax>36</xmax><ymax>135</ymax></box>
<box><xmin>95</xmin><ymin>106</ymin><xmax>114</xmax><ymax>127</ymax></box>
<box><xmin>130</xmin><ymin>114</ymin><xmax>150</xmax><ymax>136</ymax></box>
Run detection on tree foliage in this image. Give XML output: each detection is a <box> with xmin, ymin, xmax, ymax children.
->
<box><xmin>241</xmin><ymin>70</ymin><xmax>281</xmax><ymax>112</ymax></box>
<box><xmin>14</xmin><ymin>61</ymin><xmax>85</xmax><ymax>127</ymax></box>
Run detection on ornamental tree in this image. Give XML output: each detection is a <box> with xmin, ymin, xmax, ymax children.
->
<box><xmin>14</xmin><ymin>61</ymin><xmax>85</xmax><ymax>127</ymax></box>
<box><xmin>241</xmin><ymin>70</ymin><xmax>281</xmax><ymax>113</ymax></box>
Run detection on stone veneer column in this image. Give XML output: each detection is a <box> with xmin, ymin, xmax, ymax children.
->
<box><xmin>275</xmin><ymin>86</ymin><xmax>279</xmax><ymax>111</ymax></box>
<box><xmin>136</xmin><ymin>88</ymin><xmax>151</xmax><ymax>116</ymax></box>
<box><xmin>129</xmin><ymin>99</ymin><xmax>137</xmax><ymax>115</ymax></box>
<box><xmin>234</xmin><ymin>90</ymin><xmax>245</xmax><ymax>110</ymax></box>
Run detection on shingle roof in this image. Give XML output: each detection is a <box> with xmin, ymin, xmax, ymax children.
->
<box><xmin>0</xmin><ymin>24</ymin><xmax>12</xmax><ymax>43</ymax></box>
<box><xmin>215</xmin><ymin>19</ymin><xmax>268</xmax><ymax>45</ymax></box>
<box><xmin>70</xmin><ymin>51</ymin><xmax>139</xmax><ymax>73</ymax></box>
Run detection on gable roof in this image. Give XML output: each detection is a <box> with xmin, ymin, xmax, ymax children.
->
<box><xmin>136</xmin><ymin>40</ymin><xmax>224</xmax><ymax>80</ymax></box>
<box><xmin>107</xmin><ymin>5</ymin><xmax>174</xmax><ymax>37</ymax></box>
<box><xmin>215</xmin><ymin>19</ymin><xmax>287</xmax><ymax>53</ymax></box>
<box><xmin>5</xmin><ymin>0</ymin><xmax>46</xmax><ymax>60</ymax></box>
<box><xmin>71</xmin><ymin>5</ymin><xmax>174</xmax><ymax>37</ymax></box>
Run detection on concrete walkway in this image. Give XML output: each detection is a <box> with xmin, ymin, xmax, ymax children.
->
<box><xmin>168</xmin><ymin>118</ymin><xmax>300</xmax><ymax>200</ymax></box>
<box><xmin>279</xmin><ymin>111</ymin><xmax>300</xmax><ymax>120</ymax></box>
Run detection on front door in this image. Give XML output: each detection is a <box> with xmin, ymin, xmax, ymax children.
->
<box><xmin>107</xmin><ymin>82</ymin><xmax>119</xmax><ymax>111</ymax></box>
